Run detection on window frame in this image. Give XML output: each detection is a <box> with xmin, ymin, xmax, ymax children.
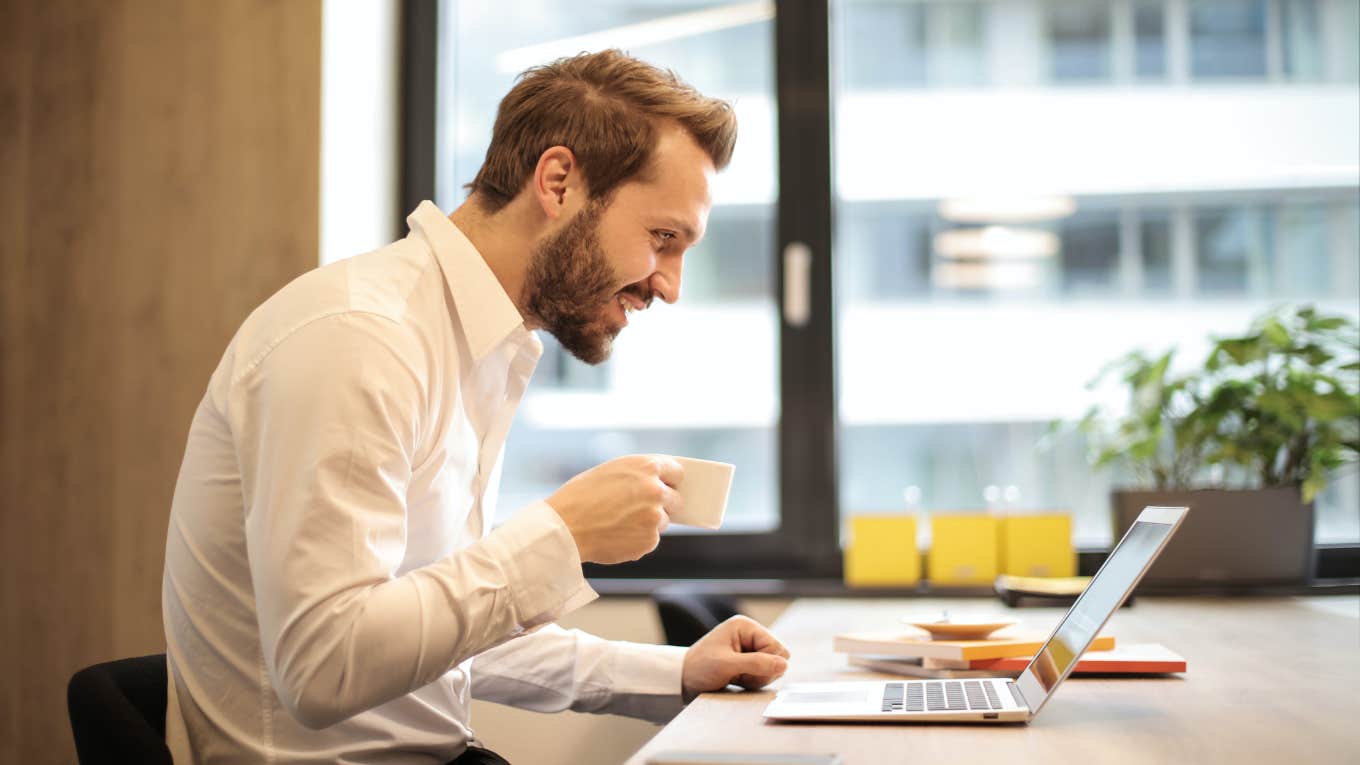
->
<box><xmin>400</xmin><ymin>0</ymin><xmax>843</xmax><ymax>579</ymax></box>
<box><xmin>399</xmin><ymin>0</ymin><xmax>1358</xmax><ymax>583</ymax></box>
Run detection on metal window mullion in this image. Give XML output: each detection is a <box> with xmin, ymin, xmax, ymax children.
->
<box><xmin>775</xmin><ymin>0</ymin><xmax>840</xmax><ymax>576</ymax></box>
<box><xmin>1271</xmin><ymin>202</ymin><xmax>1292</xmax><ymax>296</ymax></box>
<box><xmin>1246</xmin><ymin>204</ymin><xmax>1272</xmax><ymax>297</ymax></box>
<box><xmin>1171</xmin><ymin>204</ymin><xmax>1196</xmax><ymax>298</ymax></box>
<box><xmin>1265</xmin><ymin>0</ymin><xmax>1285</xmax><ymax>80</ymax></box>
<box><xmin>1119</xmin><ymin>206</ymin><xmax>1144</xmax><ymax>297</ymax></box>
<box><xmin>1111</xmin><ymin>0</ymin><xmax>1136</xmax><ymax>83</ymax></box>
<box><xmin>1327</xmin><ymin>201</ymin><xmax>1358</xmax><ymax>300</ymax></box>
<box><xmin>1165</xmin><ymin>0</ymin><xmax>1190</xmax><ymax>83</ymax></box>
<box><xmin>399</xmin><ymin>0</ymin><xmax>439</xmax><ymax>230</ymax></box>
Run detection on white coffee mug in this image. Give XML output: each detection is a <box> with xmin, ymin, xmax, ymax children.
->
<box><xmin>666</xmin><ymin>456</ymin><xmax>735</xmax><ymax>530</ymax></box>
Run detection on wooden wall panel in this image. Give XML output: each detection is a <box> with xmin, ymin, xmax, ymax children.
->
<box><xmin>0</xmin><ymin>2</ymin><xmax>322</xmax><ymax>762</ymax></box>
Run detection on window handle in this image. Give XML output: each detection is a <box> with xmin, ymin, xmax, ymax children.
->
<box><xmin>783</xmin><ymin>241</ymin><xmax>812</xmax><ymax>328</ymax></box>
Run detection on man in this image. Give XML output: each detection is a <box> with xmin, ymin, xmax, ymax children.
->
<box><xmin>162</xmin><ymin>50</ymin><xmax>789</xmax><ymax>764</ymax></box>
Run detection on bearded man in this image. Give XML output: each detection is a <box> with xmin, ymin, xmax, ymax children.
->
<box><xmin>161</xmin><ymin>49</ymin><xmax>789</xmax><ymax>765</ymax></box>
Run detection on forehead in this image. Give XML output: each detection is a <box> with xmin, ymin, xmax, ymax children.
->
<box><xmin>608</xmin><ymin>126</ymin><xmax>715</xmax><ymax>228</ymax></box>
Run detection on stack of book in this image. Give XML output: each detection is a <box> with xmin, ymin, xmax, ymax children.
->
<box><xmin>834</xmin><ymin>631</ymin><xmax>1185</xmax><ymax>679</ymax></box>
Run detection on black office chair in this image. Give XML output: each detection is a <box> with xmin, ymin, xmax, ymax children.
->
<box><xmin>651</xmin><ymin>584</ymin><xmax>743</xmax><ymax>647</ymax></box>
<box><xmin>66</xmin><ymin>653</ymin><xmax>512</xmax><ymax>764</ymax></box>
<box><xmin>68</xmin><ymin>653</ymin><xmax>173</xmax><ymax>765</ymax></box>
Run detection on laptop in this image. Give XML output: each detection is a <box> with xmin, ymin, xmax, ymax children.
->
<box><xmin>763</xmin><ymin>505</ymin><xmax>1188</xmax><ymax>723</ymax></box>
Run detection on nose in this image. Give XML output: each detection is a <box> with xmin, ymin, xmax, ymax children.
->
<box><xmin>649</xmin><ymin>254</ymin><xmax>683</xmax><ymax>305</ymax></box>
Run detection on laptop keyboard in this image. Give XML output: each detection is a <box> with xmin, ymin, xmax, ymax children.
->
<box><xmin>881</xmin><ymin>681</ymin><xmax>1003</xmax><ymax>713</ymax></box>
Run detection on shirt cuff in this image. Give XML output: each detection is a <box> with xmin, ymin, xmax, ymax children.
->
<box><xmin>604</xmin><ymin>642</ymin><xmax>688</xmax><ymax>722</ymax></box>
<box><xmin>482</xmin><ymin>501</ymin><xmax>598</xmax><ymax>631</ymax></box>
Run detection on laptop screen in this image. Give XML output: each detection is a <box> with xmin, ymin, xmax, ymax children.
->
<box><xmin>1015</xmin><ymin>507</ymin><xmax>1185</xmax><ymax>713</ymax></box>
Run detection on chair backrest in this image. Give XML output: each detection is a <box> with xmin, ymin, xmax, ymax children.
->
<box><xmin>68</xmin><ymin>653</ymin><xmax>173</xmax><ymax>765</ymax></box>
<box><xmin>651</xmin><ymin>585</ymin><xmax>743</xmax><ymax>647</ymax></box>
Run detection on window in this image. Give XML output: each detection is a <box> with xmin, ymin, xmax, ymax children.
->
<box><xmin>1190</xmin><ymin>0</ymin><xmax>1268</xmax><ymax>79</ymax></box>
<box><xmin>1133</xmin><ymin>0</ymin><xmax>1167</xmax><ymax>79</ymax></box>
<box><xmin>1047</xmin><ymin>0</ymin><xmax>1112</xmax><ymax>81</ymax></box>
<box><xmin>415</xmin><ymin>0</ymin><xmax>838</xmax><ymax>577</ymax></box>
<box><xmin>436</xmin><ymin>3</ymin><xmax>781</xmax><ymax>534</ymax></box>
<box><xmin>405</xmin><ymin>0</ymin><xmax>1360</xmax><ymax>578</ymax></box>
<box><xmin>832</xmin><ymin>0</ymin><xmax>1359</xmax><ymax>546</ymax></box>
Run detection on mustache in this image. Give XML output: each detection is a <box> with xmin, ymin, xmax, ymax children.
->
<box><xmin>617</xmin><ymin>282</ymin><xmax>654</xmax><ymax>308</ymax></box>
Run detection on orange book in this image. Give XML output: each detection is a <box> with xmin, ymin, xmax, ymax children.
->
<box><xmin>833</xmin><ymin>632</ymin><xmax>1114</xmax><ymax>662</ymax></box>
<box><xmin>970</xmin><ymin>643</ymin><xmax>1185</xmax><ymax>673</ymax></box>
<box><xmin>849</xmin><ymin>643</ymin><xmax>1184</xmax><ymax>678</ymax></box>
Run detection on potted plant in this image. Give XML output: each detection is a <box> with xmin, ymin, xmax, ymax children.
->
<box><xmin>1079</xmin><ymin>305</ymin><xmax>1359</xmax><ymax>587</ymax></box>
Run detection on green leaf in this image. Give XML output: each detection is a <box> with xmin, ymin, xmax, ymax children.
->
<box><xmin>1301</xmin><ymin>472</ymin><xmax>1328</xmax><ymax>503</ymax></box>
<box><xmin>1262</xmin><ymin>318</ymin><xmax>1291</xmax><ymax>348</ymax></box>
<box><xmin>1308</xmin><ymin>316</ymin><xmax>1348</xmax><ymax>331</ymax></box>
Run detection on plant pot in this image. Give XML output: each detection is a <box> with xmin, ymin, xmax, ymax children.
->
<box><xmin>1111</xmin><ymin>488</ymin><xmax>1315</xmax><ymax>588</ymax></box>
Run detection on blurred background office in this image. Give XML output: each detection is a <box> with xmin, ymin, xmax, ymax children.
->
<box><xmin>3</xmin><ymin>1</ymin><xmax>1356</xmax><ymax>764</ymax></box>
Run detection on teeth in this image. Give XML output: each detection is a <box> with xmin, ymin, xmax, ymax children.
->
<box><xmin>619</xmin><ymin>296</ymin><xmax>634</xmax><ymax>314</ymax></box>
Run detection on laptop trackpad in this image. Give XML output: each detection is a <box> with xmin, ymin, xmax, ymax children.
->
<box><xmin>784</xmin><ymin>690</ymin><xmax>869</xmax><ymax>705</ymax></box>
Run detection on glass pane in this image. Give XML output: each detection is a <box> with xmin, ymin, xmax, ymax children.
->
<box><xmin>1140</xmin><ymin>211</ymin><xmax>1173</xmax><ymax>295</ymax></box>
<box><xmin>1059</xmin><ymin>209</ymin><xmax>1120</xmax><ymax>295</ymax></box>
<box><xmin>1133</xmin><ymin>0</ymin><xmax>1167</xmax><ymax>79</ymax></box>
<box><xmin>1333</xmin><ymin>1</ymin><xmax>1360</xmax><ymax>81</ymax></box>
<box><xmin>1275</xmin><ymin>203</ymin><xmax>1330</xmax><ymax>295</ymax></box>
<box><xmin>1194</xmin><ymin>206</ymin><xmax>1269</xmax><ymax>295</ymax></box>
<box><xmin>1190</xmin><ymin>0</ymin><xmax>1267</xmax><ymax>79</ymax></box>
<box><xmin>437</xmin><ymin>1</ymin><xmax>779</xmax><ymax>531</ymax></box>
<box><xmin>1280</xmin><ymin>0</ymin><xmax>1324</xmax><ymax>80</ymax></box>
<box><xmin>842</xmin><ymin>1</ymin><xmax>928</xmax><ymax>89</ymax></box>
<box><xmin>833</xmin><ymin>0</ymin><xmax>1360</xmax><ymax>545</ymax></box>
<box><xmin>1047</xmin><ymin>0</ymin><xmax>1112</xmax><ymax>81</ymax></box>
<box><xmin>929</xmin><ymin>3</ymin><xmax>988</xmax><ymax>86</ymax></box>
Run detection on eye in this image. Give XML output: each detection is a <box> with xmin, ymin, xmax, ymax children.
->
<box><xmin>652</xmin><ymin>230</ymin><xmax>677</xmax><ymax>249</ymax></box>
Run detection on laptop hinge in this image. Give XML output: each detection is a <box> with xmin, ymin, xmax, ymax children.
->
<box><xmin>1006</xmin><ymin>680</ymin><xmax>1027</xmax><ymax>709</ymax></box>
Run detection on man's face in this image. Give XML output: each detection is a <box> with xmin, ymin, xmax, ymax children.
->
<box><xmin>522</xmin><ymin>126</ymin><xmax>715</xmax><ymax>364</ymax></box>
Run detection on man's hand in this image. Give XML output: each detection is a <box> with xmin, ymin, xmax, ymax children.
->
<box><xmin>681</xmin><ymin>616</ymin><xmax>790</xmax><ymax>703</ymax></box>
<box><xmin>546</xmin><ymin>455</ymin><xmax>684</xmax><ymax>564</ymax></box>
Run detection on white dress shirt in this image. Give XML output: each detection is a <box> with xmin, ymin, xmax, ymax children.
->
<box><xmin>162</xmin><ymin>202</ymin><xmax>686</xmax><ymax>764</ymax></box>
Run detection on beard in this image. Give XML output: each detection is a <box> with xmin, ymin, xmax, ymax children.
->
<box><xmin>522</xmin><ymin>200</ymin><xmax>643</xmax><ymax>365</ymax></box>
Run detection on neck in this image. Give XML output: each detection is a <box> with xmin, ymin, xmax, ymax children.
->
<box><xmin>447</xmin><ymin>195</ymin><xmax>541</xmax><ymax>327</ymax></box>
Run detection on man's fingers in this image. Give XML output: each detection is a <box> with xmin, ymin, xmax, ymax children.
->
<box><xmin>725</xmin><ymin>616</ymin><xmax>790</xmax><ymax>658</ymax></box>
<box><xmin>660</xmin><ymin>482</ymin><xmax>685</xmax><ymax>519</ymax></box>
<box><xmin>651</xmin><ymin>454</ymin><xmax>685</xmax><ymax>488</ymax></box>
<box><xmin>729</xmin><ymin>652</ymin><xmax>788</xmax><ymax>690</ymax></box>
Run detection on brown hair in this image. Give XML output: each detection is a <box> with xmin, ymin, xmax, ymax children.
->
<box><xmin>467</xmin><ymin>49</ymin><xmax>737</xmax><ymax>212</ymax></box>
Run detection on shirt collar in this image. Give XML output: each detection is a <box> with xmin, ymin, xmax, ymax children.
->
<box><xmin>406</xmin><ymin>201</ymin><xmax>529</xmax><ymax>363</ymax></box>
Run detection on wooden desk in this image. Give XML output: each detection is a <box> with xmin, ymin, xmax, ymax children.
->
<box><xmin>627</xmin><ymin>597</ymin><xmax>1360</xmax><ymax>764</ymax></box>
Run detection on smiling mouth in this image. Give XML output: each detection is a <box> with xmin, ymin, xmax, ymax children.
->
<box><xmin>616</xmin><ymin>294</ymin><xmax>644</xmax><ymax>314</ymax></box>
<box><xmin>608</xmin><ymin>286</ymin><xmax>652</xmax><ymax>330</ymax></box>
<box><xmin>614</xmin><ymin>283</ymin><xmax>653</xmax><ymax>313</ymax></box>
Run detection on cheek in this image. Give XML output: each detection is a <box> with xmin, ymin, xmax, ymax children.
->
<box><xmin>594</xmin><ymin>212</ymin><xmax>652</xmax><ymax>282</ymax></box>
<box><xmin>597</xmin><ymin>239</ymin><xmax>651</xmax><ymax>285</ymax></box>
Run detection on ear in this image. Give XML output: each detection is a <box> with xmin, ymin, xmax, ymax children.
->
<box><xmin>531</xmin><ymin>145</ymin><xmax>585</xmax><ymax>221</ymax></box>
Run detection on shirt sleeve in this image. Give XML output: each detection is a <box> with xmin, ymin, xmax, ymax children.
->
<box><xmin>469</xmin><ymin>624</ymin><xmax>687</xmax><ymax>723</ymax></box>
<box><xmin>227</xmin><ymin>312</ymin><xmax>596</xmax><ymax>730</ymax></box>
